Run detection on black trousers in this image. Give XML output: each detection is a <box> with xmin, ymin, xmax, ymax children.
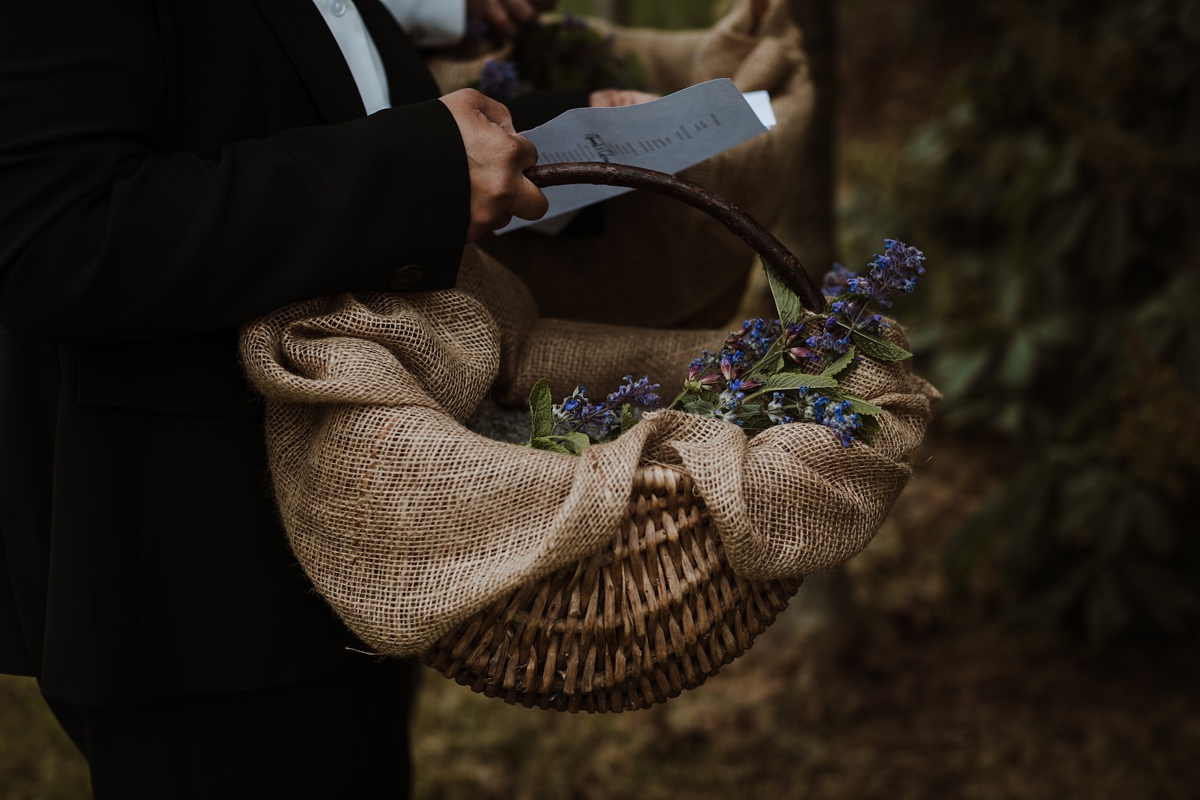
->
<box><xmin>44</xmin><ymin>654</ymin><xmax>419</xmax><ymax>799</ymax></box>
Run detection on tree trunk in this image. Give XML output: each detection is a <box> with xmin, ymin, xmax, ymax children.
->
<box><xmin>778</xmin><ymin>0</ymin><xmax>867</xmax><ymax>664</ymax></box>
<box><xmin>784</xmin><ymin>0</ymin><xmax>835</xmax><ymax>272</ymax></box>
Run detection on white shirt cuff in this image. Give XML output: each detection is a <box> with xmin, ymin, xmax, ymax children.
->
<box><xmin>380</xmin><ymin>0</ymin><xmax>467</xmax><ymax>47</ymax></box>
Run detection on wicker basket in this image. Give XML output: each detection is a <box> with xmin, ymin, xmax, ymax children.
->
<box><xmin>422</xmin><ymin>464</ymin><xmax>803</xmax><ymax>713</ymax></box>
<box><xmin>421</xmin><ymin>164</ymin><xmax>822</xmax><ymax>713</ymax></box>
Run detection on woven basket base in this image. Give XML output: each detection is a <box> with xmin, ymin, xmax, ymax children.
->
<box><xmin>422</xmin><ymin>465</ymin><xmax>802</xmax><ymax>713</ymax></box>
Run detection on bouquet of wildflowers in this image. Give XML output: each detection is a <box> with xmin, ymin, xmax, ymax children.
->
<box><xmin>526</xmin><ymin>239</ymin><xmax>925</xmax><ymax>453</ymax></box>
<box><xmin>474</xmin><ymin>13</ymin><xmax>650</xmax><ymax>102</ymax></box>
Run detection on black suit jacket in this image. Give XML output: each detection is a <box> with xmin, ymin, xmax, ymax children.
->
<box><xmin>0</xmin><ymin>0</ymin><xmax>582</xmax><ymax>706</ymax></box>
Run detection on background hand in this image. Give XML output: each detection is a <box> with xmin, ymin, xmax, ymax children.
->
<box><xmin>588</xmin><ymin>90</ymin><xmax>660</xmax><ymax>108</ymax></box>
<box><xmin>439</xmin><ymin>89</ymin><xmax>548</xmax><ymax>241</ymax></box>
<box><xmin>468</xmin><ymin>0</ymin><xmax>558</xmax><ymax>39</ymax></box>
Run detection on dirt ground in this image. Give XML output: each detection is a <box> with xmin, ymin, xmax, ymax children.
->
<box><xmin>2</xmin><ymin>434</ymin><xmax>1197</xmax><ymax>800</ymax></box>
<box><xmin>409</xmin><ymin>432</ymin><xmax>1200</xmax><ymax>800</ymax></box>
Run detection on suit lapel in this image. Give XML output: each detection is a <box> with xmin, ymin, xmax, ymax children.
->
<box><xmin>249</xmin><ymin>0</ymin><xmax>367</xmax><ymax>124</ymax></box>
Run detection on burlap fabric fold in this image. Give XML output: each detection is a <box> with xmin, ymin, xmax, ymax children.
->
<box><xmin>239</xmin><ymin>245</ymin><xmax>938</xmax><ymax>658</ymax></box>
<box><xmin>426</xmin><ymin>0</ymin><xmax>814</xmax><ymax>327</ymax></box>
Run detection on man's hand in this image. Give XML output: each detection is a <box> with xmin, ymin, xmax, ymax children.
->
<box><xmin>589</xmin><ymin>90</ymin><xmax>660</xmax><ymax>108</ymax></box>
<box><xmin>468</xmin><ymin>0</ymin><xmax>557</xmax><ymax>39</ymax></box>
<box><xmin>439</xmin><ymin>89</ymin><xmax>547</xmax><ymax>241</ymax></box>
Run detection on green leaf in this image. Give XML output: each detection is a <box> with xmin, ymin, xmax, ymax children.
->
<box><xmin>761</xmin><ymin>350</ymin><xmax>785</xmax><ymax>375</ymax></box>
<box><xmin>821</xmin><ymin>346</ymin><xmax>857</xmax><ymax>378</ymax></box>
<box><xmin>620</xmin><ymin>403</ymin><xmax>637</xmax><ymax>435</ymax></box>
<box><xmin>765</xmin><ymin>263</ymin><xmax>806</xmax><ymax>326</ymax></box>
<box><xmin>553</xmin><ymin>432</ymin><xmax>591</xmax><ymax>455</ymax></box>
<box><xmin>839</xmin><ymin>393</ymin><xmax>887</xmax><ymax>415</ymax></box>
<box><xmin>683</xmin><ymin>398</ymin><xmax>717</xmax><ymax>416</ymax></box>
<box><xmin>851</xmin><ymin>330</ymin><xmax>913</xmax><ymax>362</ymax></box>
<box><xmin>529</xmin><ymin>436</ymin><xmax>572</xmax><ymax>455</ymax></box>
<box><xmin>528</xmin><ymin>378</ymin><xmax>554</xmax><ymax>439</ymax></box>
<box><xmin>764</xmin><ymin>372</ymin><xmax>839</xmax><ymax>391</ymax></box>
<box><xmin>857</xmin><ymin>414</ymin><xmax>881</xmax><ymax>443</ymax></box>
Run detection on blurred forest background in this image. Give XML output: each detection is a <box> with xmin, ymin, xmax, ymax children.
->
<box><xmin>2</xmin><ymin>0</ymin><xmax>1198</xmax><ymax>797</ymax></box>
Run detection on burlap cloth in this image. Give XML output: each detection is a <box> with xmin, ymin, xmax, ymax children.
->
<box><xmin>239</xmin><ymin>245</ymin><xmax>939</xmax><ymax>658</ymax></box>
<box><xmin>426</xmin><ymin>0</ymin><xmax>814</xmax><ymax>327</ymax></box>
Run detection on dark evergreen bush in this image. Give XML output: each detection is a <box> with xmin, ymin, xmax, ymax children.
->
<box><xmin>899</xmin><ymin>0</ymin><xmax>1200</xmax><ymax>642</ymax></box>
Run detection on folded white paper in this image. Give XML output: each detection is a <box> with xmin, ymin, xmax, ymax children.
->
<box><xmin>501</xmin><ymin>79</ymin><xmax>771</xmax><ymax>234</ymax></box>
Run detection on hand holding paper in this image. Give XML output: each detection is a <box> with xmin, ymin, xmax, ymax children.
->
<box><xmin>499</xmin><ymin>79</ymin><xmax>775</xmax><ymax>234</ymax></box>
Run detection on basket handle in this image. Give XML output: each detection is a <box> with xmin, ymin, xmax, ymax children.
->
<box><xmin>525</xmin><ymin>163</ymin><xmax>825</xmax><ymax>313</ymax></box>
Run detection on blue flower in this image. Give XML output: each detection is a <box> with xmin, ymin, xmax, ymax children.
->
<box><xmin>816</xmin><ymin>239</ymin><xmax>925</xmax><ymax>346</ymax></box>
<box><xmin>717</xmin><ymin>382</ymin><xmax>746</xmax><ymax>412</ymax></box>
<box><xmin>805</xmin><ymin>329</ymin><xmax>853</xmax><ymax>355</ymax></box>
<box><xmin>766</xmin><ymin>392</ymin><xmax>794</xmax><ymax>425</ymax></box>
<box><xmin>480</xmin><ymin>59</ymin><xmax>520</xmax><ymax>99</ymax></box>
<box><xmin>818</xmin><ymin>399</ymin><xmax>862</xmax><ymax>447</ymax></box>
<box><xmin>867</xmin><ymin>239</ymin><xmax>925</xmax><ymax>300</ymax></box>
<box><xmin>552</xmin><ymin>386</ymin><xmax>617</xmax><ymax>440</ymax></box>
<box><xmin>723</xmin><ymin>318</ymin><xmax>781</xmax><ymax>364</ymax></box>
<box><xmin>856</xmin><ymin>313</ymin><xmax>891</xmax><ymax>337</ymax></box>
<box><xmin>822</xmin><ymin>263</ymin><xmax>855</xmax><ymax>297</ymax></box>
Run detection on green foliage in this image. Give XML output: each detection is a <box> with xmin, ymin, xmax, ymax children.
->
<box><xmin>527</xmin><ymin>379</ymin><xmax>592</xmax><ymax>455</ymax></box>
<box><xmin>766</xmin><ymin>263</ymin><xmax>807</xmax><ymax>327</ymax></box>
<box><xmin>821</xmin><ymin>347</ymin><xmax>859</xmax><ymax>379</ymax></box>
<box><xmin>620</xmin><ymin>402</ymin><xmax>637</xmax><ymax>434</ymax></box>
<box><xmin>528</xmin><ymin>378</ymin><xmax>553</xmax><ymax>439</ymax></box>
<box><xmin>850</xmin><ymin>329</ymin><xmax>912</xmax><ymax>362</ymax></box>
<box><xmin>509</xmin><ymin>18</ymin><xmax>650</xmax><ymax>95</ymax></box>
<box><xmin>763</xmin><ymin>372</ymin><xmax>840</xmax><ymax>391</ymax></box>
<box><xmin>891</xmin><ymin>0</ymin><xmax>1200</xmax><ymax>642</ymax></box>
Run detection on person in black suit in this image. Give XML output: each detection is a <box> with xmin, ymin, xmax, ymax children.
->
<box><xmin>0</xmin><ymin>1</ymin><xmax>581</xmax><ymax>796</ymax></box>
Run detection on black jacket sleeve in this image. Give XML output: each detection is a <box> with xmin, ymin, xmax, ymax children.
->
<box><xmin>0</xmin><ymin>2</ymin><xmax>470</xmax><ymax>344</ymax></box>
<box><xmin>504</xmin><ymin>87</ymin><xmax>593</xmax><ymax>133</ymax></box>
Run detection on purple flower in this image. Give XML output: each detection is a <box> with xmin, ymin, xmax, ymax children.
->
<box><xmin>553</xmin><ymin>386</ymin><xmax>617</xmax><ymax>440</ymax></box>
<box><xmin>805</xmin><ymin>321</ymin><xmax>853</xmax><ymax>356</ymax></box>
<box><xmin>606</xmin><ymin>375</ymin><xmax>660</xmax><ymax>410</ymax></box>
<box><xmin>785</xmin><ymin>345</ymin><xmax>817</xmax><ymax>364</ymax></box>
<box><xmin>720</xmin><ymin>354</ymin><xmax>744</xmax><ymax>382</ymax></box>
<box><xmin>686</xmin><ymin>351</ymin><xmax>723</xmax><ymax>390</ymax></box>
<box><xmin>858</xmin><ymin>314</ymin><xmax>890</xmax><ymax>336</ymax></box>
<box><xmin>816</xmin><ymin>239</ymin><xmax>925</xmax><ymax>343</ymax></box>
<box><xmin>480</xmin><ymin>59</ymin><xmax>520</xmax><ymax>99</ymax></box>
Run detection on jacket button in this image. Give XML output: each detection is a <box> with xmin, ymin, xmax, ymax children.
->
<box><xmin>389</xmin><ymin>265</ymin><xmax>423</xmax><ymax>291</ymax></box>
